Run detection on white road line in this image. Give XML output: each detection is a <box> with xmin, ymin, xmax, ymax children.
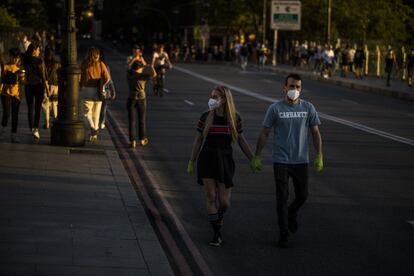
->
<box><xmin>184</xmin><ymin>100</ymin><xmax>195</xmax><ymax>106</ymax></box>
<box><xmin>163</xmin><ymin>88</ymin><xmax>169</xmax><ymax>93</ymax></box>
<box><xmin>174</xmin><ymin>65</ymin><xmax>414</xmax><ymax>147</ymax></box>
<box><xmin>407</xmin><ymin>221</ymin><xmax>414</xmax><ymax>227</ymax></box>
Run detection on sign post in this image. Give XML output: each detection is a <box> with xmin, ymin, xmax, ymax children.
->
<box><xmin>270</xmin><ymin>0</ymin><xmax>301</xmax><ymax>66</ymax></box>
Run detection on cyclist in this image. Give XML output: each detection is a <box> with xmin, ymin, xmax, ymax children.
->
<box><xmin>151</xmin><ymin>44</ymin><xmax>172</xmax><ymax>97</ymax></box>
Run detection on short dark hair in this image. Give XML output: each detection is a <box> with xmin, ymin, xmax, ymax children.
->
<box><xmin>285</xmin><ymin>73</ymin><xmax>301</xmax><ymax>85</ymax></box>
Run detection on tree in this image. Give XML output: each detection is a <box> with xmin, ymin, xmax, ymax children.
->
<box><xmin>0</xmin><ymin>6</ymin><xmax>19</xmax><ymax>27</ymax></box>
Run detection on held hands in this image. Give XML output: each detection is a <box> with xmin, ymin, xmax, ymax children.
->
<box><xmin>250</xmin><ymin>155</ymin><xmax>263</xmax><ymax>172</ymax></box>
<box><xmin>187</xmin><ymin>160</ymin><xmax>194</xmax><ymax>176</ymax></box>
<box><xmin>314</xmin><ymin>153</ymin><xmax>324</xmax><ymax>173</ymax></box>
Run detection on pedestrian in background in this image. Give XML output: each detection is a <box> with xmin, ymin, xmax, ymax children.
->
<box><xmin>405</xmin><ymin>48</ymin><xmax>414</xmax><ymax>87</ymax></box>
<box><xmin>0</xmin><ymin>48</ymin><xmax>25</xmax><ymax>143</ymax></box>
<box><xmin>41</xmin><ymin>47</ymin><xmax>60</xmax><ymax>129</ymax></box>
<box><xmin>187</xmin><ymin>86</ymin><xmax>254</xmax><ymax>247</ymax></box>
<box><xmin>384</xmin><ymin>47</ymin><xmax>398</xmax><ymax>86</ymax></box>
<box><xmin>127</xmin><ymin>45</ymin><xmax>146</xmax><ymax>69</ymax></box>
<box><xmin>340</xmin><ymin>45</ymin><xmax>350</xmax><ymax>77</ymax></box>
<box><xmin>98</xmin><ymin>49</ymin><xmax>116</xmax><ymax>130</ymax></box>
<box><xmin>80</xmin><ymin>47</ymin><xmax>109</xmax><ymax>141</ymax></box>
<box><xmin>240</xmin><ymin>42</ymin><xmax>249</xmax><ymax>70</ymax></box>
<box><xmin>252</xmin><ymin>73</ymin><xmax>323</xmax><ymax>248</ymax></box>
<box><xmin>353</xmin><ymin>44</ymin><xmax>366</xmax><ymax>79</ymax></box>
<box><xmin>23</xmin><ymin>42</ymin><xmax>48</xmax><ymax>140</ymax></box>
<box><xmin>127</xmin><ymin>60</ymin><xmax>156</xmax><ymax>148</ymax></box>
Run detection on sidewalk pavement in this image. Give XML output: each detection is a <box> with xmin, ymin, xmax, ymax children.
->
<box><xmin>0</xmin><ymin>106</ymin><xmax>174</xmax><ymax>275</ymax></box>
<box><xmin>263</xmin><ymin>64</ymin><xmax>414</xmax><ymax>101</ymax></box>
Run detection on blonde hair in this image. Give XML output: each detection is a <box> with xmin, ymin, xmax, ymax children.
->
<box><xmin>202</xmin><ymin>86</ymin><xmax>239</xmax><ymax>142</ymax></box>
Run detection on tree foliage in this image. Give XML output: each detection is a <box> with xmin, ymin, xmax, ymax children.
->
<box><xmin>0</xmin><ymin>6</ymin><xmax>19</xmax><ymax>27</ymax></box>
<box><xmin>209</xmin><ymin>0</ymin><xmax>414</xmax><ymax>45</ymax></box>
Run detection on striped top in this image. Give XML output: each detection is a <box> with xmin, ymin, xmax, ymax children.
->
<box><xmin>197</xmin><ymin>111</ymin><xmax>243</xmax><ymax>148</ymax></box>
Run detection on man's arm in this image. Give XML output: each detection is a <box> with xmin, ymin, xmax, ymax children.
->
<box><xmin>255</xmin><ymin>127</ymin><xmax>271</xmax><ymax>156</ymax></box>
<box><xmin>310</xmin><ymin>125</ymin><xmax>322</xmax><ymax>154</ymax></box>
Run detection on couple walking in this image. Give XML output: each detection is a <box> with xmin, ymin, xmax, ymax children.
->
<box><xmin>187</xmin><ymin>73</ymin><xmax>324</xmax><ymax>248</ymax></box>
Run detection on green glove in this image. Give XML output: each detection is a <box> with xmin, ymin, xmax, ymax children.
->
<box><xmin>187</xmin><ymin>160</ymin><xmax>194</xmax><ymax>176</ymax></box>
<box><xmin>314</xmin><ymin>153</ymin><xmax>324</xmax><ymax>173</ymax></box>
<box><xmin>250</xmin><ymin>155</ymin><xmax>263</xmax><ymax>172</ymax></box>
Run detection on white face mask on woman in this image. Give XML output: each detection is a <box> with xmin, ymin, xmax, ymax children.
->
<box><xmin>287</xmin><ymin>89</ymin><xmax>300</xmax><ymax>101</ymax></box>
<box><xmin>208</xmin><ymin>98</ymin><xmax>221</xmax><ymax>110</ymax></box>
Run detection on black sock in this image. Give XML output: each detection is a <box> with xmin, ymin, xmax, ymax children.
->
<box><xmin>208</xmin><ymin>213</ymin><xmax>221</xmax><ymax>233</ymax></box>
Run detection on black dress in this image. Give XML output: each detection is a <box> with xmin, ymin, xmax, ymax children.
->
<box><xmin>196</xmin><ymin>111</ymin><xmax>242</xmax><ymax>188</ymax></box>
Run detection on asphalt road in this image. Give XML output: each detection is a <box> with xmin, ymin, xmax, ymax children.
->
<box><xmin>102</xmin><ymin>47</ymin><xmax>414</xmax><ymax>276</ymax></box>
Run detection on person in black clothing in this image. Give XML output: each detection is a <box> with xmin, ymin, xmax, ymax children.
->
<box><xmin>23</xmin><ymin>43</ymin><xmax>48</xmax><ymax>139</ymax></box>
<box><xmin>126</xmin><ymin>60</ymin><xmax>156</xmax><ymax>148</ymax></box>
<box><xmin>353</xmin><ymin>44</ymin><xmax>366</xmax><ymax>79</ymax></box>
<box><xmin>406</xmin><ymin>48</ymin><xmax>414</xmax><ymax>87</ymax></box>
<box><xmin>384</xmin><ymin>48</ymin><xmax>398</xmax><ymax>87</ymax></box>
<box><xmin>187</xmin><ymin>86</ymin><xmax>254</xmax><ymax>247</ymax></box>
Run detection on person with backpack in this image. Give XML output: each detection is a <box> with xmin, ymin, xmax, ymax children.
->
<box><xmin>41</xmin><ymin>48</ymin><xmax>60</xmax><ymax>129</ymax></box>
<box><xmin>23</xmin><ymin>42</ymin><xmax>48</xmax><ymax>140</ymax></box>
<box><xmin>0</xmin><ymin>48</ymin><xmax>25</xmax><ymax>142</ymax></box>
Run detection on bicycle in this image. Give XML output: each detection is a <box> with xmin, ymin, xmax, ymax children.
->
<box><xmin>153</xmin><ymin>65</ymin><xmax>169</xmax><ymax>97</ymax></box>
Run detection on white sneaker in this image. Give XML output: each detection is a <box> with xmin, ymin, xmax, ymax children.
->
<box><xmin>11</xmin><ymin>133</ymin><xmax>20</xmax><ymax>143</ymax></box>
<box><xmin>32</xmin><ymin>128</ymin><xmax>40</xmax><ymax>139</ymax></box>
<box><xmin>100</xmin><ymin>122</ymin><xmax>106</xmax><ymax>129</ymax></box>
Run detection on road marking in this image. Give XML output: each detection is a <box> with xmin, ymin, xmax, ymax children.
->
<box><xmin>174</xmin><ymin>65</ymin><xmax>414</xmax><ymax>147</ymax></box>
<box><xmin>163</xmin><ymin>88</ymin><xmax>169</xmax><ymax>93</ymax></box>
<box><xmin>263</xmin><ymin>79</ymin><xmax>273</xmax><ymax>84</ymax></box>
<box><xmin>408</xmin><ymin>221</ymin><xmax>414</xmax><ymax>227</ymax></box>
<box><xmin>184</xmin><ymin>100</ymin><xmax>195</xmax><ymax>106</ymax></box>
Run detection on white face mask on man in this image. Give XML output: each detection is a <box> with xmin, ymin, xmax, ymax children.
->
<box><xmin>287</xmin><ymin>89</ymin><xmax>300</xmax><ymax>101</ymax></box>
<box><xmin>208</xmin><ymin>98</ymin><xmax>221</xmax><ymax>110</ymax></box>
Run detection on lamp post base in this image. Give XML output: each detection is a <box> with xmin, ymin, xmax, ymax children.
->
<box><xmin>51</xmin><ymin>120</ymin><xmax>85</xmax><ymax>147</ymax></box>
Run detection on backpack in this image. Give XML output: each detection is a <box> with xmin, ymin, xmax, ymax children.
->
<box><xmin>2</xmin><ymin>70</ymin><xmax>18</xmax><ymax>85</ymax></box>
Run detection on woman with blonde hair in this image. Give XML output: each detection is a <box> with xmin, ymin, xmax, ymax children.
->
<box><xmin>80</xmin><ymin>47</ymin><xmax>109</xmax><ymax>141</ymax></box>
<box><xmin>187</xmin><ymin>86</ymin><xmax>254</xmax><ymax>247</ymax></box>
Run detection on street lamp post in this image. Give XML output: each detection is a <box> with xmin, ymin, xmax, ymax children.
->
<box><xmin>262</xmin><ymin>0</ymin><xmax>267</xmax><ymax>45</ymax></box>
<box><xmin>327</xmin><ymin>0</ymin><xmax>332</xmax><ymax>43</ymax></box>
<box><xmin>51</xmin><ymin>0</ymin><xmax>85</xmax><ymax>146</ymax></box>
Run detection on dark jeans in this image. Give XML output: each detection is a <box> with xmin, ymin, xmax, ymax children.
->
<box><xmin>99</xmin><ymin>99</ymin><xmax>108</xmax><ymax>125</ymax></box>
<box><xmin>127</xmin><ymin>98</ymin><xmax>146</xmax><ymax>141</ymax></box>
<box><xmin>273</xmin><ymin>163</ymin><xmax>309</xmax><ymax>236</ymax></box>
<box><xmin>25</xmin><ymin>84</ymin><xmax>44</xmax><ymax>129</ymax></box>
<box><xmin>1</xmin><ymin>95</ymin><xmax>20</xmax><ymax>133</ymax></box>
